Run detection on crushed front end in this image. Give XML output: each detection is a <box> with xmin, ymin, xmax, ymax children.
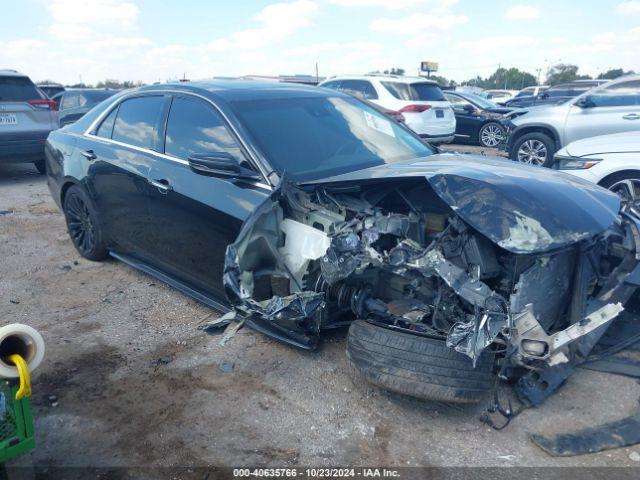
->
<box><xmin>221</xmin><ymin>167</ymin><xmax>640</xmax><ymax>403</ymax></box>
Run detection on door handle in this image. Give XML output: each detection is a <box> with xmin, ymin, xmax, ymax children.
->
<box><xmin>149</xmin><ymin>178</ymin><xmax>173</xmax><ymax>193</ymax></box>
<box><xmin>623</xmin><ymin>113</ymin><xmax>640</xmax><ymax>120</ymax></box>
<box><xmin>80</xmin><ymin>149</ymin><xmax>97</xmax><ymax>160</ymax></box>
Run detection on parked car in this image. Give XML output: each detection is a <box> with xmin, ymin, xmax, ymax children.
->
<box><xmin>503</xmin><ymin>85</ymin><xmax>548</xmax><ymax>108</ymax></box>
<box><xmin>37</xmin><ymin>83</ymin><xmax>65</xmax><ymax>99</ymax></box>
<box><xmin>52</xmin><ymin>89</ymin><xmax>116</xmax><ymax>127</ymax></box>
<box><xmin>319</xmin><ymin>75</ymin><xmax>455</xmax><ymax>144</ymax></box>
<box><xmin>45</xmin><ymin>80</ymin><xmax>640</xmax><ymax>404</ymax></box>
<box><xmin>505</xmin><ymin>80</ymin><xmax>607</xmax><ymax>108</ymax></box>
<box><xmin>0</xmin><ymin>69</ymin><xmax>58</xmax><ymax>173</ymax></box>
<box><xmin>443</xmin><ymin>91</ymin><xmax>513</xmax><ymax>147</ymax></box>
<box><xmin>481</xmin><ymin>89</ymin><xmax>517</xmax><ymax>105</ymax></box>
<box><xmin>504</xmin><ymin>75</ymin><xmax>640</xmax><ymax>165</ymax></box>
<box><xmin>553</xmin><ymin>131</ymin><xmax>640</xmax><ymax>214</ymax></box>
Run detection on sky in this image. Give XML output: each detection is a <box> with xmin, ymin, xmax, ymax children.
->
<box><xmin>0</xmin><ymin>0</ymin><xmax>639</xmax><ymax>85</ymax></box>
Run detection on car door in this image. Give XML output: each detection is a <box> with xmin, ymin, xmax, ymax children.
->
<box><xmin>564</xmin><ymin>79</ymin><xmax>640</xmax><ymax>145</ymax></box>
<box><xmin>83</xmin><ymin>94</ymin><xmax>169</xmax><ymax>256</ymax></box>
<box><xmin>58</xmin><ymin>92</ymin><xmax>81</xmax><ymax>126</ymax></box>
<box><xmin>145</xmin><ymin>94</ymin><xmax>270</xmax><ymax>299</ymax></box>
<box><xmin>61</xmin><ymin>92</ymin><xmax>90</xmax><ymax>126</ymax></box>
<box><xmin>445</xmin><ymin>94</ymin><xmax>477</xmax><ymax>139</ymax></box>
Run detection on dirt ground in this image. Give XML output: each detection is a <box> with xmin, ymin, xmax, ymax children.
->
<box><xmin>2</xmin><ymin>146</ymin><xmax>640</xmax><ymax>473</ymax></box>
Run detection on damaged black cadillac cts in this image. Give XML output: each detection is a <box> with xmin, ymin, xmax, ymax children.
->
<box><xmin>45</xmin><ymin>80</ymin><xmax>640</xmax><ymax>404</ymax></box>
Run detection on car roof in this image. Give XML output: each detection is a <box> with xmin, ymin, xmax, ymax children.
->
<box><xmin>322</xmin><ymin>75</ymin><xmax>438</xmax><ymax>85</ymax></box>
<box><xmin>0</xmin><ymin>69</ymin><xmax>30</xmax><ymax>78</ymax></box>
<box><xmin>137</xmin><ymin>79</ymin><xmax>341</xmax><ymax>102</ymax></box>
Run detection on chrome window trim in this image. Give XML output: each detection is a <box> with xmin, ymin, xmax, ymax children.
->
<box><xmin>83</xmin><ymin>89</ymin><xmax>273</xmax><ymax>190</ymax></box>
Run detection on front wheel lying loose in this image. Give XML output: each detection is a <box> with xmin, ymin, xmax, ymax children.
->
<box><xmin>347</xmin><ymin>320</ymin><xmax>495</xmax><ymax>403</ymax></box>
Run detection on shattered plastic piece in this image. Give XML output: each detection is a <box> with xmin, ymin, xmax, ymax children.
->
<box><xmin>531</xmin><ymin>407</ymin><xmax>640</xmax><ymax>456</ymax></box>
<box><xmin>220</xmin><ymin>317</ymin><xmax>245</xmax><ymax>346</ymax></box>
<box><xmin>199</xmin><ymin>311</ymin><xmax>237</xmax><ymax>335</ymax></box>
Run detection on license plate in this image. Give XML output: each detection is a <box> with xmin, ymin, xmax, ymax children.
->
<box><xmin>0</xmin><ymin>113</ymin><xmax>18</xmax><ymax>126</ymax></box>
<box><xmin>435</xmin><ymin>109</ymin><xmax>444</xmax><ymax>118</ymax></box>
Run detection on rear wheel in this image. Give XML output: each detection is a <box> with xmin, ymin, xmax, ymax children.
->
<box><xmin>347</xmin><ymin>320</ymin><xmax>495</xmax><ymax>403</ymax></box>
<box><xmin>511</xmin><ymin>132</ymin><xmax>555</xmax><ymax>167</ymax></box>
<box><xmin>63</xmin><ymin>185</ymin><xmax>109</xmax><ymax>261</ymax></box>
<box><xmin>600</xmin><ymin>172</ymin><xmax>640</xmax><ymax>217</ymax></box>
<box><xmin>478</xmin><ymin>122</ymin><xmax>505</xmax><ymax>148</ymax></box>
<box><xmin>34</xmin><ymin>160</ymin><xmax>46</xmax><ymax>175</ymax></box>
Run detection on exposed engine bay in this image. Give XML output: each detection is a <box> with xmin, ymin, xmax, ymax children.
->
<box><xmin>222</xmin><ymin>175</ymin><xmax>640</xmax><ymax>400</ymax></box>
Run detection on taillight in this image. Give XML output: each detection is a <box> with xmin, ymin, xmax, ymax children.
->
<box><xmin>399</xmin><ymin>104</ymin><xmax>432</xmax><ymax>113</ymax></box>
<box><xmin>29</xmin><ymin>99</ymin><xmax>57</xmax><ymax>110</ymax></box>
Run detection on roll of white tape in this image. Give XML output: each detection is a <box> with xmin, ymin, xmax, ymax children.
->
<box><xmin>0</xmin><ymin>324</ymin><xmax>45</xmax><ymax>378</ymax></box>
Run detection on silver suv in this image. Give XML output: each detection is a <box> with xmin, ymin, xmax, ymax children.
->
<box><xmin>504</xmin><ymin>75</ymin><xmax>640</xmax><ymax>166</ymax></box>
<box><xmin>0</xmin><ymin>70</ymin><xmax>58</xmax><ymax>173</ymax></box>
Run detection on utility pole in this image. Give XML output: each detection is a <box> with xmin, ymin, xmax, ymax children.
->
<box><xmin>536</xmin><ymin>68</ymin><xmax>542</xmax><ymax>84</ymax></box>
<box><xmin>315</xmin><ymin>62</ymin><xmax>319</xmax><ymax>84</ymax></box>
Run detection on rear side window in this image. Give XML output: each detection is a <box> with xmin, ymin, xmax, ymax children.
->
<box><xmin>164</xmin><ymin>96</ymin><xmax>246</xmax><ymax>162</ymax></box>
<box><xmin>339</xmin><ymin>80</ymin><xmax>378</xmax><ymax>100</ymax></box>
<box><xmin>61</xmin><ymin>93</ymin><xmax>80</xmax><ymax>110</ymax></box>
<box><xmin>589</xmin><ymin>80</ymin><xmax>640</xmax><ymax>107</ymax></box>
<box><xmin>321</xmin><ymin>80</ymin><xmax>341</xmax><ymax>90</ymax></box>
<box><xmin>112</xmin><ymin>96</ymin><xmax>166</xmax><ymax>150</ymax></box>
<box><xmin>96</xmin><ymin>107</ymin><xmax>118</xmax><ymax>139</ymax></box>
<box><xmin>0</xmin><ymin>75</ymin><xmax>45</xmax><ymax>101</ymax></box>
<box><xmin>382</xmin><ymin>82</ymin><xmax>445</xmax><ymax>101</ymax></box>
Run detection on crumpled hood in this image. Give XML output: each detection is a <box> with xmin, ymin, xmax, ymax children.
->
<box><xmin>564</xmin><ymin>131</ymin><xmax>640</xmax><ymax>157</ymax></box>
<box><xmin>306</xmin><ymin>153</ymin><xmax>621</xmax><ymax>254</ymax></box>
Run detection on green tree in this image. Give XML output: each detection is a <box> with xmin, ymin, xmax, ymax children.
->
<box><xmin>546</xmin><ymin>64</ymin><xmax>591</xmax><ymax>85</ymax></box>
<box><xmin>428</xmin><ymin>75</ymin><xmax>456</xmax><ymax>88</ymax></box>
<box><xmin>461</xmin><ymin>67</ymin><xmax>536</xmax><ymax>90</ymax></box>
<box><xmin>95</xmin><ymin>79</ymin><xmax>145</xmax><ymax>89</ymax></box>
<box><xmin>383</xmin><ymin>67</ymin><xmax>405</xmax><ymax>76</ymax></box>
<box><xmin>597</xmin><ymin>68</ymin><xmax>635</xmax><ymax>80</ymax></box>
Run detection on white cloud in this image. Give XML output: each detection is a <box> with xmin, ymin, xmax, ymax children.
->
<box><xmin>329</xmin><ymin>0</ymin><xmax>458</xmax><ymax>9</ymax></box>
<box><xmin>228</xmin><ymin>0</ymin><xmax>319</xmax><ymax>49</ymax></box>
<box><xmin>371</xmin><ymin>12</ymin><xmax>468</xmax><ymax>33</ymax></box>
<box><xmin>48</xmin><ymin>0</ymin><xmax>140</xmax><ymax>40</ymax></box>
<box><xmin>457</xmin><ymin>35</ymin><xmax>541</xmax><ymax>54</ymax></box>
<box><xmin>504</xmin><ymin>5</ymin><xmax>541</xmax><ymax>21</ymax></box>
<box><xmin>616</xmin><ymin>1</ymin><xmax>640</xmax><ymax>14</ymax></box>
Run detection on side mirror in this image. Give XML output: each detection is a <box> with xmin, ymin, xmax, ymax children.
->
<box><xmin>575</xmin><ymin>96</ymin><xmax>594</xmax><ymax>108</ymax></box>
<box><xmin>463</xmin><ymin>104</ymin><xmax>476</xmax><ymax>113</ymax></box>
<box><xmin>538</xmin><ymin>92</ymin><xmax>549</xmax><ymax>99</ymax></box>
<box><xmin>188</xmin><ymin>152</ymin><xmax>260</xmax><ymax>180</ymax></box>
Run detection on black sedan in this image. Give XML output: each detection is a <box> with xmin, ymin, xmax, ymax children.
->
<box><xmin>443</xmin><ymin>91</ymin><xmax>513</xmax><ymax>147</ymax></box>
<box><xmin>45</xmin><ymin>80</ymin><xmax>640</xmax><ymax>404</ymax></box>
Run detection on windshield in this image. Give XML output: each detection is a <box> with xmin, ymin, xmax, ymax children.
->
<box><xmin>230</xmin><ymin>95</ymin><xmax>435</xmax><ymax>182</ymax></box>
<box><xmin>381</xmin><ymin>82</ymin><xmax>446</xmax><ymax>101</ymax></box>
<box><xmin>460</xmin><ymin>93</ymin><xmax>496</xmax><ymax>109</ymax></box>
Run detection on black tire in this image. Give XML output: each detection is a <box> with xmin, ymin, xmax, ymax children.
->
<box><xmin>63</xmin><ymin>185</ymin><xmax>109</xmax><ymax>261</ymax></box>
<box><xmin>478</xmin><ymin>122</ymin><xmax>505</xmax><ymax>148</ymax></box>
<box><xmin>347</xmin><ymin>320</ymin><xmax>495</xmax><ymax>403</ymax></box>
<box><xmin>34</xmin><ymin>159</ymin><xmax>46</xmax><ymax>175</ymax></box>
<box><xmin>510</xmin><ymin>131</ymin><xmax>556</xmax><ymax>167</ymax></box>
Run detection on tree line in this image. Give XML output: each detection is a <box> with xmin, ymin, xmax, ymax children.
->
<box><xmin>379</xmin><ymin>65</ymin><xmax>635</xmax><ymax>89</ymax></box>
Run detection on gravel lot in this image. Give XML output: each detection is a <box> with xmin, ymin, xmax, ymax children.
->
<box><xmin>2</xmin><ymin>146</ymin><xmax>640</xmax><ymax>474</ymax></box>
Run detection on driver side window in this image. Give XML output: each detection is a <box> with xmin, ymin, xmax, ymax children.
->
<box><xmin>588</xmin><ymin>80</ymin><xmax>640</xmax><ymax>107</ymax></box>
<box><xmin>164</xmin><ymin>96</ymin><xmax>248</xmax><ymax>164</ymax></box>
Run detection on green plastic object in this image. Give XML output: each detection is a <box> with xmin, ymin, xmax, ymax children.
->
<box><xmin>0</xmin><ymin>380</ymin><xmax>35</xmax><ymax>464</ymax></box>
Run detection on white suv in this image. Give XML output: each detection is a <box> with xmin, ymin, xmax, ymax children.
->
<box><xmin>319</xmin><ymin>75</ymin><xmax>456</xmax><ymax>144</ymax></box>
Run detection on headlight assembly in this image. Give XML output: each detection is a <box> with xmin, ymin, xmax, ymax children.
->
<box><xmin>554</xmin><ymin>155</ymin><xmax>602</xmax><ymax>170</ymax></box>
